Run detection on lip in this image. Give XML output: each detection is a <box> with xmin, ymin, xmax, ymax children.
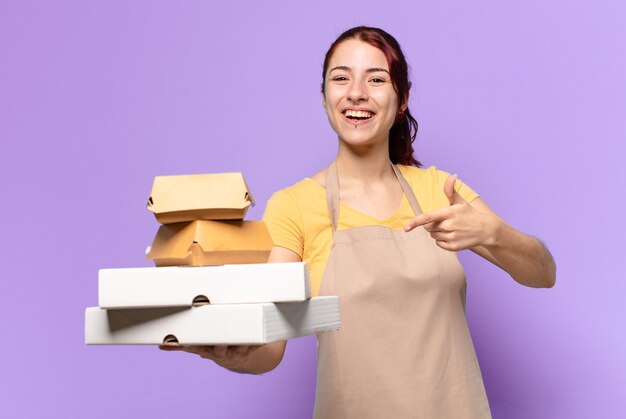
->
<box><xmin>341</xmin><ymin>113</ymin><xmax>374</xmax><ymax>126</ymax></box>
<box><xmin>342</xmin><ymin>107</ymin><xmax>376</xmax><ymax>115</ymax></box>
<box><xmin>341</xmin><ymin>107</ymin><xmax>376</xmax><ymax>126</ymax></box>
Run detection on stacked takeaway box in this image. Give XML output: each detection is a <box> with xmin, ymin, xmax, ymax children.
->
<box><xmin>85</xmin><ymin>173</ymin><xmax>340</xmax><ymax>346</ymax></box>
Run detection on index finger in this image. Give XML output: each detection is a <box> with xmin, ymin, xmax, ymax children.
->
<box><xmin>404</xmin><ymin>208</ymin><xmax>450</xmax><ymax>232</ymax></box>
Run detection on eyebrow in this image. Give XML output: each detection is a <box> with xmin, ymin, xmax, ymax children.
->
<box><xmin>328</xmin><ymin>66</ymin><xmax>390</xmax><ymax>75</ymax></box>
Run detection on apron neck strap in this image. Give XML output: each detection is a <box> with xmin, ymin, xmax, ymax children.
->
<box><xmin>325</xmin><ymin>160</ymin><xmax>423</xmax><ymax>231</ymax></box>
<box><xmin>325</xmin><ymin>161</ymin><xmax>340</xmax><ymax>231</ymax></box>
<box><xmin>390</xmin><ymin>164</ymin><xmax>423</xmax><ymax>216</ymax></box>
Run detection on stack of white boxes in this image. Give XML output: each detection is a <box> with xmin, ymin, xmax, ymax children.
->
<box><xmin>85</xmin><ymin>173</ymin><xmax>340</xmax><ymax>346</ymax></box>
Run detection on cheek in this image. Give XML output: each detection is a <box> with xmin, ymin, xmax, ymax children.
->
<box><xmin>389</xmin><ymin>94</ymin><xmax>400</xmax><ymax>114</ymax></box>
<box><xmin>325</xmin><ymin>89</ymin><xmax>344</xmax><ymax>109</ymax></box>
<box><xmin>374</xmin><ymin>90</ymin><xmax>399</xmax><ymax>111</ymax></box>
<box><xmin>321</xmin><ymin>98</ymin><xmax>342</xmax><ymax>131</ymax></box>
<box><xmin>379</xmin><ymin>97</ymin><xmax>399</xmax><ymax>120</ymax></box>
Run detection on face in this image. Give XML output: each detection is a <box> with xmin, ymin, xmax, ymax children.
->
<box><xmin>323</xmin><ymin>39</ymin><xmax>402</xmax><ymax>148</ymax></box>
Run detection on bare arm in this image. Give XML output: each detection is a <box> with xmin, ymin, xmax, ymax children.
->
<box><xmin>404</xmin><ymin>175</ymin><xmax>556</xmax><ymax>288</ymax></box>
<box><xmin>467</xmin><ymin>198</ymin><xmax>556</xmax><ymax>288</ymax></box>
<box><xmin>160</xmin><ymin>246</ymin><xmax>303</xmax><ymax>373</ymax></box>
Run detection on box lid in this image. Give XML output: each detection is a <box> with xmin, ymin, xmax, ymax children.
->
<box><xmin>98</xmin><ymin>262</ymin><xmax>310</xmax><ymax>308</ymax></box>
<box><xmin>147</xmin><ymin>173</ymin><xmax>254</xmax><ymax>224</ymax></box>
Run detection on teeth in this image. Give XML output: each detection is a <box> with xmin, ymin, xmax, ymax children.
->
<box><xmin>345</xmin><ymin>110</ymin><xmax>373</xmax><ymax>118</ymax></box>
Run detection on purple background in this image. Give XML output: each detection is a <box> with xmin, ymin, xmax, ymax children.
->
<box><xmin>1</xmin><ymin>1</ymin><xmax>624</xmax><ymax>418</ymax></box>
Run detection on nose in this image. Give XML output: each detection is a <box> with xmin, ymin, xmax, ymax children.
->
<box><xmin>347</xmin><ymin>78</ymin><xmax>368</xmax><ymax>104</ymax></box>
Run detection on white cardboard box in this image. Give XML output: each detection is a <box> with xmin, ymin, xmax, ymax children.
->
<box><xmin>98</xmin><ymin>262</ymin><xmax>311</xmax><ymax>309</ymax></box>
<box><xmin>85</xmin><ymin>296</ymin><xmax>340</xmax><ymax>345</ymax></box>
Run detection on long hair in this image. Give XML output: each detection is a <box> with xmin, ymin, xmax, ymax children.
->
<box><xmin>321</xmin><ymin>26</ymin><xmax>421</xmax><ymax>167</ymax></box>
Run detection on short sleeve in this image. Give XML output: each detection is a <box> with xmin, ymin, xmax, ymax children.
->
<box><xmin>262</xmin><ymin>189</ymin><xmax>305</xmax><ymax>258</ymax></box>
<box><xmin>434</xmin><ymin>169</ymin><xmax>480</xmax><ymax>203</ymax></box>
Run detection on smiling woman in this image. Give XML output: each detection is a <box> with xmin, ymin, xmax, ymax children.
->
<box><xmin>323</xmin><ymin>40</ymin><xmax>400</xmax><ymax>153</ymax></box>
<box><xmin>164</xmin><ymin>26</ymin><xmax>556</xmax><ymax>419</ymax></box>
<box><xmin>321</xmin><ymin>26</ymin><xmax>420</xmax><ymax>167</ymax></box>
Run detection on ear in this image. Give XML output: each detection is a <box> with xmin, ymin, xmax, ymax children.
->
<box><xmin>322</xmin><ymin>93</ymin><xmax>327</xmax><ymax>112</ymax></box>
<box><xmin>400</xmin><ymin>93</ymin><xmax>409</xmax><ymax>112</ymax></box>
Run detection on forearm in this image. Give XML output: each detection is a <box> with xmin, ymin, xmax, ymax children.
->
<box><xmin>227</xmin><ymin>247</ymin><xmax>298</xmax><ymax>374</ymax></box>
<box><xmin>476</xmin><ymin>221</ymin><xmax>556</xmax><ymax>288</ymax></box>
<box><xmin>162</xmin><ymin>248</ymin><xmax>299</xmax><ymax>371</ymax></box>
<box><xmin>226</xmin><ymin>340</ymin><xmax>287</xmax><ymax>375</ymax></box>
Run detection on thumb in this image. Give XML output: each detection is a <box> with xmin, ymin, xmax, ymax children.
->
<box><xmin>444</xmin><ymin>174</ymin><xmax>465</xmax><ymax>205</ymax></box>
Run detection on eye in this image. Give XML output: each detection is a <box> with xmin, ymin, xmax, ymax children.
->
<box><xmin>331</xmin><ymin>76</ymin><xmax>349</xmax><ymax>83</ymax></box>
<box><xmin>369</xmin><ymin>77</ymin><xmax>387</xmax><ymax>84</ymax></box>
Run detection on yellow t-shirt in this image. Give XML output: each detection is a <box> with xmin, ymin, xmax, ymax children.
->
<box><xmin>262</xmin><ymin>165</ymin><xmax>479</xmax><ymax>296</ymax></box>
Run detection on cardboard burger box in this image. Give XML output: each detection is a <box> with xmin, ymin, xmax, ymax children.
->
<box><xmin>147</xmin><ymin>220</ymin><xmax>273</xmax><ymax>267</ymax></box>
<box><xmin>98</xmin><ymin>262</ymin><xmax>311</xmax><ymax>309</ymax></box>
<box><xmin>147</xmin><ymin>173</ymin><xmax>254</xmax><ymax>224</ymax></box>
<box><xmin>85</xmin><ymin>296</ymin><xmax>341</xmax><ymax>345</ymax></box>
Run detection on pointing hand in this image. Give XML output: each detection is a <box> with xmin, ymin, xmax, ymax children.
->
<box><xmin>404</xmin><ymin>175</ymin><xmax>496</xmax><ymax>251</ymax></box>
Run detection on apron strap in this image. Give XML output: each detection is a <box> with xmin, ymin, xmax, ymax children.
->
<box><xmin>325</xmin><ymin>161</ymin><xmax>341</xmax><ymax>231</ymax></box>
<box><xmin>325</xmin><ymin>160</ymin><xmax>424</xmax><ymax>231</ymax></box>
<box><xmin>390</xmin><ymin>164</ymin><xmax>424</xmax><ymax>216</ymax></box>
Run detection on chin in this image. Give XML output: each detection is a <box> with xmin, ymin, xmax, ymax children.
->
<box><xmin>339</xmin><ymin>135</ymin><xmax>383</xmax><ymax>148</ymax></box>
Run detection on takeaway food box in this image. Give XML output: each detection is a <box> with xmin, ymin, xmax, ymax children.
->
<box><xmin>146</xmin><ymin>220</ymin><xmax>273</xmax><ymax>267</ymax></box>
<box><xmin>85</xmin><ymin>171</ymin><xmax>342</xmax><ymax>347</ymax></box>
<box><xmin>86</xmin><ymin>296</ymin><xmax>340</xmax><ymax>345</ymax></box>
<box><xmin>98</xmin><ymin>262</ymin><xmax>311</xmax><ymax>309</ymax></box>
<box><xmin>147</xmin><ymin>172</ymin><xmax>254</xmax><ymax>224</ymax></box>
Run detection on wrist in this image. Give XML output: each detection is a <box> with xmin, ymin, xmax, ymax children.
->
<box><xmin>483</xmin><ymin>216</ymin><xmax>510</xmax><ymax>249</ymax></box>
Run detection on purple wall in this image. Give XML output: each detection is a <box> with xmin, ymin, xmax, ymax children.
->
<box><xmin>1</xmin><ymin>1</ymin><xmax>624</xmax><ymax>417</ymax></box>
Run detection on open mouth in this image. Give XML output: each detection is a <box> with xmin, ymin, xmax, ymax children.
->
<box><xmin>343</xmin><ymin>109</ymin><xmax>375</xmax><ymax>123</ymax></box>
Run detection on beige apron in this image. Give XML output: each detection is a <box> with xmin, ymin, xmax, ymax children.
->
<box><xmin>314</xmin><ymin>161</ymin><xmax>492</xmax><ymax>419</ymax></box>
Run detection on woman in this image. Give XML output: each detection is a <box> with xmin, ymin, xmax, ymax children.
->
<box><xmin>163</xmin><ymin>26</ymin><xmax>556</xmax><ymax>418</ymax></box>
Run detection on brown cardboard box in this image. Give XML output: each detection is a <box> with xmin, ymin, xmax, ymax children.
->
<box><xmin>147</xmin><ymin>173</ymin><xmax>254</xmax><ymax>224</ymax></box>
<box><xmin>147</xmin><ymin>220</ymin><xmax>273</xmax><ymax>266</ymax></box>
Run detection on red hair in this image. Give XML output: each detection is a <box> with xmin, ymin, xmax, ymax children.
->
<box><xmin>322</xmin><ymin>26</ymin><xmax>421</xmax><ymax>167</ymax></box>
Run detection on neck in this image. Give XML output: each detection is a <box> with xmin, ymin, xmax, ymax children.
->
<box><xmin>335</xmin><ymin>139</ymin><xmax>393</xmax><ymax>183</ymax></box>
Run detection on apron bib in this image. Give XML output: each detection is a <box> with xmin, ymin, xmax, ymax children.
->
<box><xmin>314</xmin><ymin>161</ymin><xmax>491</xmax><ymax>419</ymax></box>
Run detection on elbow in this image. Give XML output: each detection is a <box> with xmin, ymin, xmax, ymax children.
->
<box><xmin>542</xmin><ymin>275</ymin><xmax>556</xmax><ymax>289</ymax></box>
<box><xmin>530</xmin><ymin>260</ymin><xmax>557</xmax><ymax>289</ymax></box>
<box><xmin>543</xmin><ymin>253</ymin><xmax>557</xmax><ymax>288</ymax></box>
<box><xmin>530</xmin><ymin>241</ymin><xmax>557</xmax><ymax>288</ymax></box>
<box><xmin>513</xmin><ymin>260</ymin><xmax>556</xmax><ymax>289</ymax></box>
<box><xmin>544</xmin><ymin>262</ymin><xmax>557</xmax><ymax>288</ymax></box>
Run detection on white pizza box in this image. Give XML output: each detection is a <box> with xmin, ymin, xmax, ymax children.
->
<box><xmin>98</xmin><ymin>262</ymin><xmax>310</xmax><ymax>309</ymax></box>
<box><xmin>85</xmin><ymin>296</ymin><xmax>340</xmax><ymax>345</ymax></box>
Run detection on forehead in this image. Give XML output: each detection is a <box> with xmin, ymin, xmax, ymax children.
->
<box><xmin>327</xmin><ymin>39</ymin><xmax>389</xmax><ymax>72</ymax></box>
